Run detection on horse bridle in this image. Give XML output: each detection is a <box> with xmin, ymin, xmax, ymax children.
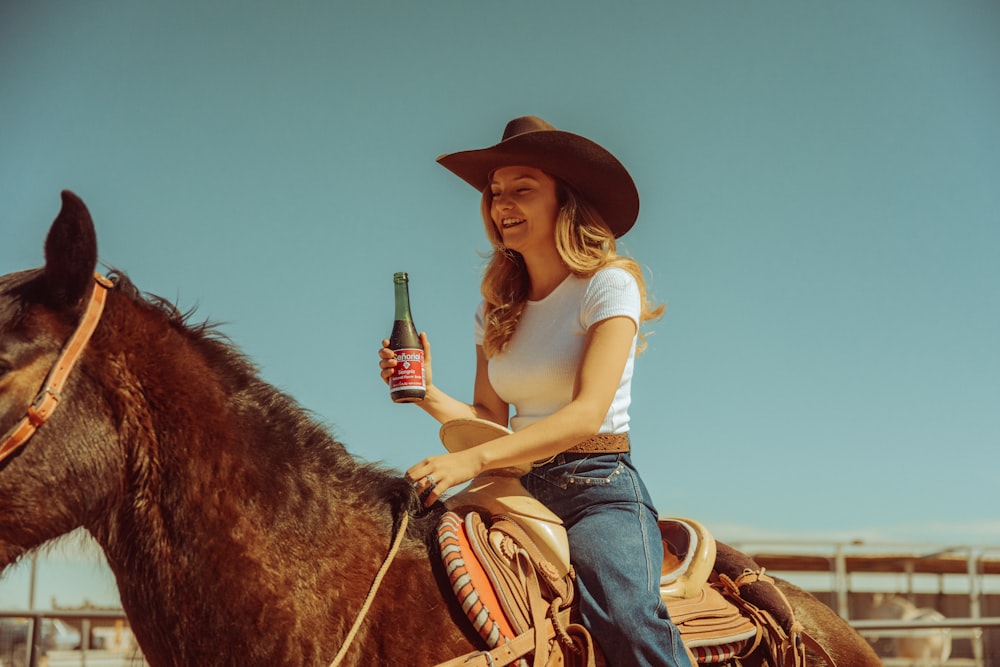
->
<box><xmin>0</xmin><ymin>273</ymin><xmax>113</xmax><ymax>465</ymax></box>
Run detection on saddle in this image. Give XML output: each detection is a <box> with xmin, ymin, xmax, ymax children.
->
<box><xmin>433</xmin><ymin>419</ymin><xmax>812</xmax><ymax>667</ymax></box>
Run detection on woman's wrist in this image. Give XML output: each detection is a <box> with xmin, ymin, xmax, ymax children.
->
<box><xmin>416</xmin><ymin>383</ymin><xmax>444</xmax><ymax>413</ymax></box>
<box><xmin>416</xmin><ymin>384</ymin><xmax>469</xmax><ymax>423</ymax></box>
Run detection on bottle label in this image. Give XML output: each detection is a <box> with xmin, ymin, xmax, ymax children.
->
<box><xmin>389</xmin><ymin>348</ymin><xmax>426</xmax><ymax>393</ymax></box>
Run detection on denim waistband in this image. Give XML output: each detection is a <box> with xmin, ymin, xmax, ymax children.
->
<box><xmin>532</xmin><ymin>449</ymin><xmax>628</xmax><ymax>468</ymax></box>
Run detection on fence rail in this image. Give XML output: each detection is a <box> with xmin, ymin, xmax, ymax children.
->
<box><xmin>1</xmin><ymin>609</ymin><xmax>147</xmax><ymax>667</ymax></box>
<box><xmin>852</xmin><ymin>617</ymin><xmax>1000</xmax><ymax>631</ymax></box>
<box><xmin>6</xmin><ymin>609</ymin><xmax>1000</xmax><ymax>666</ymax></box>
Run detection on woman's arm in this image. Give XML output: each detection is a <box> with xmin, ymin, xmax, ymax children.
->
<box><xmin>407</xmin><ymin>315</ymin><xmax>636</xmax><ymax>505</ymax></box>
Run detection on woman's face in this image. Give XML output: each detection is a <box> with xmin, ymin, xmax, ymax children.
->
<box><xmin>488</xmin><ymin>166</ymin><xmax>560</xmax><ymax>254</ymax></box>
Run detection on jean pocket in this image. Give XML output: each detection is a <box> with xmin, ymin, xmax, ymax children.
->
<box><xmin>565</xmin><ymin>454</ymin><xmax>625</xmax><ymax>487</ymax></box>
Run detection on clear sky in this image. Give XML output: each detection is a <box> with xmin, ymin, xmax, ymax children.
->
<box><xmin>1</xmin><ymin>1</ymin><xmax>998</xmax><ymax>609</ymax></box>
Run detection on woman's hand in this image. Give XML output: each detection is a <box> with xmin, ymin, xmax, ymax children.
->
<box><xmin>378</xmin><ymin>331</ymin><xmax>432</xmax><ymax>387</ymax></box>
<box><xmin>406</xmin><ymin>448</ymin><xmax>482</xmax><ymax>507</ymax></box>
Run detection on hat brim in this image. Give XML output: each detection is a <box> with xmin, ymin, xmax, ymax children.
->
<box><xmin>437</xmin><ymin>129</ymin><xmax>638</xmax><ymax>238</ymax></box>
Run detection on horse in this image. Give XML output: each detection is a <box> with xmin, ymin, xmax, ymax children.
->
<box><xmin>0</xmin><ymin>191</ymin><xmax>882</xmax><ymax>666</ymax></box>
<box><xmin>870</xmin><ymin>594</ymin><xmax>951</xmax><ymax>665</ymax></box>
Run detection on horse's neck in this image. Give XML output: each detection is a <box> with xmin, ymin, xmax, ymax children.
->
<box><xmin>73</xmin><ymin>296</ymin><xmax>475</xmax><ymax>665</ymax></box>
<box><xmin>102</xmin><ymin>426</ymin><xmax>404</xmax><ymax>661</ymax></box>
<box><xmin>96</xmin><ymin>330</ymin><xmax>404</xmax><ymax>653</ymax></box>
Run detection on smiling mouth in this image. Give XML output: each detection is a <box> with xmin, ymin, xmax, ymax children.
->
<box><xmin>501</xmin><ymin>218</ymin><xmax>525</xmax><ymax>229</ymax></box>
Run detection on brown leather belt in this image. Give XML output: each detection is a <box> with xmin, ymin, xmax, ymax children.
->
<box><xmin>532</xmin><ymin>433</ymin><xmax>631</xmax><ymax>468</ymax></box>
<box><xmin>565</xmin><ymin>432</ymin><xmax>630</xmax><ymax>454</ymax></box>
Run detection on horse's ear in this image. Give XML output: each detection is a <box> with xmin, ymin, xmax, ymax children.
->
<box><xmin>43</xmin><ymin>190</ymin><xmax>99</xmax><ymax>307</ymax></box>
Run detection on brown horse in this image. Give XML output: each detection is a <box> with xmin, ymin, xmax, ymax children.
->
<box><xmin>0</xmin><ymin>191</ymin><xmax>881</xmax><ymax>666</ymax></box>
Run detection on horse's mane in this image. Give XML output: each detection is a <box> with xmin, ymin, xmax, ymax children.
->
<box><xmin>103</xmin><ymin>270</ymin><xmax>429</xmax><ymax>528</ymax></box>
<box><xmin>108</xmin><ymin>269</ymin><xmax>254</xmax><ymax>372</ymax></box>
<box><xmin>0</xmin><ymin>268</ymin><xmax>46</xmax><ymax>326</ymax></box>
<box><xmin>3</xmin><ymin>266</ymin><xmax>428</xmax><ymax>538</ymax></box>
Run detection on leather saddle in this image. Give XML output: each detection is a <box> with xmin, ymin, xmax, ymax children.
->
<box><xmin>435</xmin><ymin>419</ymin><xmax>807</xmax><ymax>667</ymax></box>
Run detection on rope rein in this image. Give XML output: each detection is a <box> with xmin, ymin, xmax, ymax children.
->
<box><xmin>327</xmin><ymin>510</ymin><xmax>410</xmax><ymax>667</ymax></box>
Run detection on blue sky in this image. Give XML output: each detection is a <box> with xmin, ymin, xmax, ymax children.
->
<box><xmin>1</xmin><ymin>1</ymin><xmax>998</xmax><ymax>609</ymax></box>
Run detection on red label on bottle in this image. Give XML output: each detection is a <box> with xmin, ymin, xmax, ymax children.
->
<box><xmin>389</xmin><ymin>348</ymin><xmax>426</xmax><ymax>392</ymax></box>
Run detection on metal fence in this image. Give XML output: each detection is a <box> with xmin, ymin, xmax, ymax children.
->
<box><xmin>5</xmin><ymin>609</ymin><xmax>1000</xmax><ymax>666</ymax></box>
<box><xmin>734</xmin><ymin>540</ymin><xmax>1000</xmax><ymax>666</ymax></box>
<box><xmin>5</xmin><ymin>539</ymin><xmax>1000</xmax><ymax>665</ymax></box>
<box><xmin>0</xmin><ymin>609</ymin><xmax>148</xmax><ymax>667</ymax></box>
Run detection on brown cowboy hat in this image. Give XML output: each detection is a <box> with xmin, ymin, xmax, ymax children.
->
<box><xmin>436</xmin><ymin>116</ymin><xmax>639</xmax><ymax>238</ymax></box>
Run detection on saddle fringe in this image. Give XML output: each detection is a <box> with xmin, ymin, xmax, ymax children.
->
<box><xmin>714</xmin><ymin>569</ymin><xmax>808</xmax><ymax>666</ymax></box>
<box><xmin>435</xmin><ymin>511</ymin><xmax>595</xmax><ymax>667</ymax></box>
<box><xmin>432</xmin><ymin>613</ymin><xmax>595</xmax><ymax>667</ymax></box>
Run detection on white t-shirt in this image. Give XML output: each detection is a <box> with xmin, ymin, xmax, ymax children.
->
<box><xmin>474</xmin><ymin>267</ymin><xmax>640</xmax><ymax>434</ymax></box>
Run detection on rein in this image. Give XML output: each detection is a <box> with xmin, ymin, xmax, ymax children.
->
<box><xmin>328</xmin><ymin>510</ymin><xmax>410</xmax><ymax>667</ymax></box>
<box><xmin>0</xmin><ymin>273</ymin><xmax>113</xmax><ymax>464</ymax></box>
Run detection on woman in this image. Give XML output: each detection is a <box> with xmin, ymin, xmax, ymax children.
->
<box><xmin>378</xmin><ymin>116</ymin><xmax>692</xmax><ymax>667</ymax></box>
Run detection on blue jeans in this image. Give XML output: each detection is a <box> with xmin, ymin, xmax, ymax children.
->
<box><xmin>522</xmin><ymin>452</ymin><xmax>692</xmax><ymax>667</ymax></box>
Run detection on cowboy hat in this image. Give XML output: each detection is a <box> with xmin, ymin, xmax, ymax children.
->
<box><xmin>436</xmin><ymin>116</ymin><xmax>639</xmax><ymax>238</ymax></box>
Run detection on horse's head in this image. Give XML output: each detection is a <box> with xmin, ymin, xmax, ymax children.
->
<box><xmin>0</xmin><ymin>191</ymin><xmax>116</xmax><ymax>566</ymax></box>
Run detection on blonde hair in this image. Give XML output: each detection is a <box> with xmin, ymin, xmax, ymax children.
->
<box><xmin>478</xmin><ymin>181</ymin><xmax>664</xmax><ymax>357</ymax></box>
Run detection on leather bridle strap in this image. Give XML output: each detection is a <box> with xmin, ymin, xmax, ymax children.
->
<box><xmin>0</xmin><ymin>273</ymin><xmax>113</xmax><ymax>464</ymax></box>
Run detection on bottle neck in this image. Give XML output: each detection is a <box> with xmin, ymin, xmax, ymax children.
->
<box><xmin>394</xmin><ymin>278</ymin><xmax>413</xmax><ymax>322</ymax></box>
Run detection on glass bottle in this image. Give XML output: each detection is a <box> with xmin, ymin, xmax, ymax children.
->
<box><xmin>388</xmin><ymin>272</ymin><xmax>426</xmax><ymax>403</ymax></box>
